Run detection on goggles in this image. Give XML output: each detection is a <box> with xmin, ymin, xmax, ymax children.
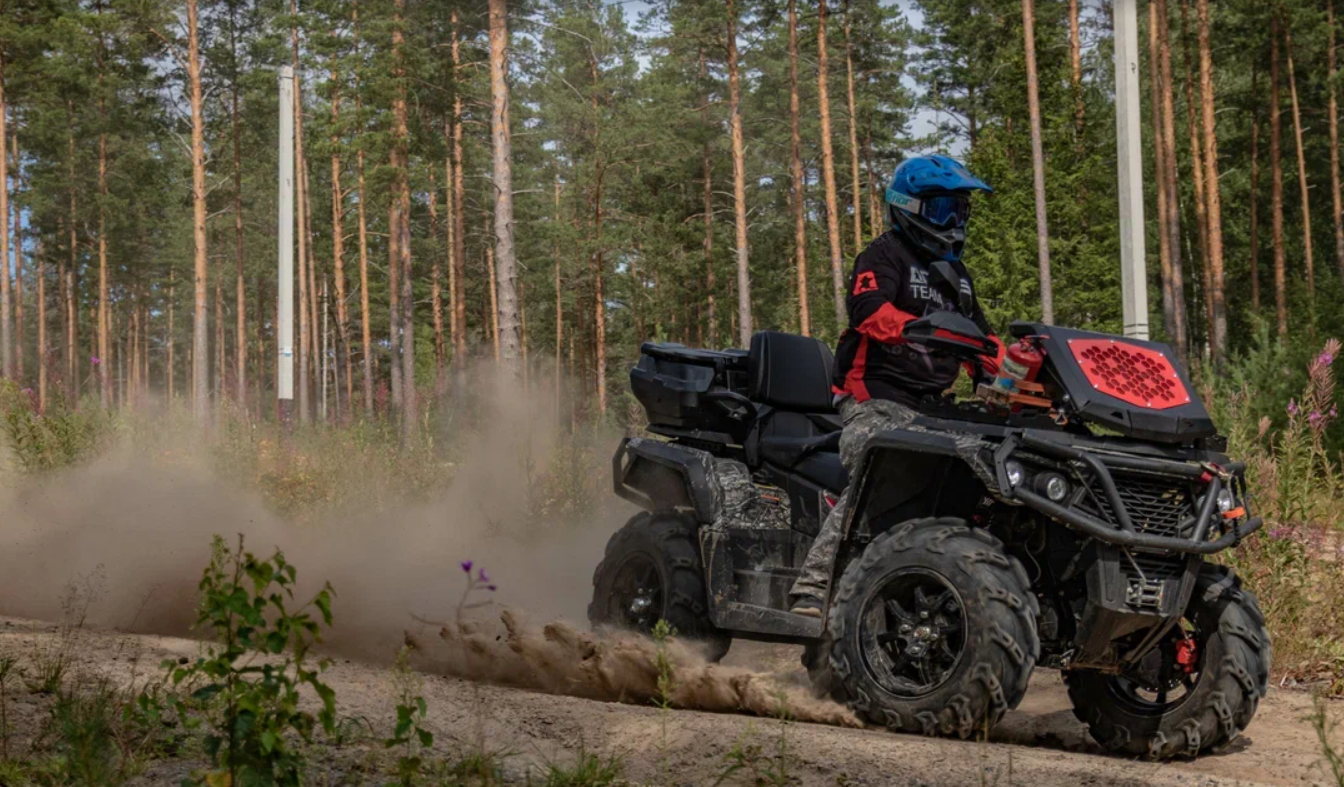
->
<box><xmin>887</xmin><ymin>189</ymin><xmax>972</xmax><ymax>228</ymax></box>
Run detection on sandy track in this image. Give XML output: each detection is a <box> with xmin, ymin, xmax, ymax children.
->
<box><xmin>0</xmin><ymin>618</ymin><xmax>1337</xmax><ymax>786</ymax></box>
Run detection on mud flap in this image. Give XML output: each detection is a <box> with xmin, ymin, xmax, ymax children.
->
<box><xmin>613</xmin><ymin>437</ymin><xmax>721</xmax><ymax>523</ymax></box>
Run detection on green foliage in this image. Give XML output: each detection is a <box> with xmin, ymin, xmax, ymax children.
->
<box><xmin>1311</xmin><ymin>696</ymin><xmax>1344</xmax><ymax>786</ymax></box>
<box><xmin>167</xmin><ymin>534</ymin><xmax>337</xmax><ymax>787</ymax></box>
<box><xmin>0</xmin><ymin>381</ymin><xmax>116</xmax><ymax>473</ymax></box>
<box><xmin>539</xmin><ymin>746</ymin><xmax>625</xmax><ymax>787</ymax></box>
<box><xmin>384</xmin><ymin>646</ymin><xmax>434</xmax><ymax>787</ymax></box>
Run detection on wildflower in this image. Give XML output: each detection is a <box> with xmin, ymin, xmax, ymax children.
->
<box><xmin>21</xmin><ymin>388</ymin><xmax>32</xmax><ymax>395</ymax></box>
<box><xmin>477</xmin><ymin>567</ymin><xmax>490</xmax><ymax>583</ymax></box>
<box><xmin>460</xmin><ymin>560</ymin><xmax>473</xmax><ymax>574</ymax></box>
<box><xmin>1287</xmin><ymin>399</ymin><xmax>1299</xmax><ymax>417</ymax></box>
<box><xmin>1333</xmin><ymin>406</ymin><xmax>1339</xmax><ymax>418</ymax></box>
<box><xmin>91</xmin><ymin>356</ymin><xmax>101</xmax><ymax>366</ymax></box>
<box><xmin>486</xmin><ymin>584</ymin><xmax>497</xmax><ymax>592</ymax></box>
<box><xmin>1310</xmin><ymin>410</ymin><xmax>1323</xmax><ymax>427</ymax></box>
<box><xmin>1321</xmin><ymin>351</ymin><xmax>1336</xmax><ymax>368</ymax></box>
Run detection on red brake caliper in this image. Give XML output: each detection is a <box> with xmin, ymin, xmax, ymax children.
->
<box><xmin>1174</xmin><ymin>636</ymin><xmax>1199</xmax><ymax>674</ymax></box>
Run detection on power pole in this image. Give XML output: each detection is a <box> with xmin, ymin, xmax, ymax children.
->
<box><xmin>278</xmin><ymin>65</ymin><xmax>295</xmax><ymax>419</ymax></box>
<box><xmin>1114</xmin><ymin>0</ymin><xmax>1150</xmax><ymax>339</ymax></box>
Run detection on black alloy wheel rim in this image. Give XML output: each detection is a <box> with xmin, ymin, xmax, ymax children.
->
<box><xmin>1106</xmin><ymin>619</ymin><xmax>1205</xmax><ymax>715</ymax></box>
<box><xmin>859</xmin><ymin>568</ymin><xmax>967</xmax><ymax>697</ymax></box>
<box><xmin>607</xmin><ymin>552</ymin><xmax>663</xmax><ymax>632</ymax></box>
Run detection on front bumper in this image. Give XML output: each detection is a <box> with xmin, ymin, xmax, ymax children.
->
<box><xmin>993</xmin><ymin>432</ymin><xmax>1262</xmax><ymax>555</ymax></box>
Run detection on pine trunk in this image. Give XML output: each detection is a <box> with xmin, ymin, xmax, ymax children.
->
<box><xmin>727</xmin><ymin>0</ymin><xmax>753</xmax><ymax>345</ymax></box>
<box><xmin>388</xmin><ymin>200</ymin><xmax>402</xmax><ymax>410</ymax></box>
<box><xmin>393</xmin><ymin>0</ymin><xmax>416</xmax><ymax>441</ymax></box>
<box><xmin>291</xmin><ymin>2</ymin><xmax>309</xmax><ymax>422</ymax></box>
<box><xmin>188</xmin><ymin>0</ymin><xmax>210</xmax><ymax>421</ymax></box>
<box><xmin>451</xmin><ymin>10</ymin><xmax>468</xmax><ymax>362</ymax></box>
<box><xmin>430</xmin><ymin>171</ymin><xmax>445</xmax><ymax>386</ymax></box>
<box><xmin>700</xmin><ymin>49</ymin><xmax>716</xmax><ymax>347</ymax></box>
<box><xmin>37</xmin><ymin>238</ymin><xmax>45</xmax><ymax>410</ymax></box>
<box><xmin>330</xmin><ymin>68</ymin><xmax>352</xmax><ymax>410</ymax></box>
<box><xmin>554</xmin><ymin>176</ymin><xmax>562</xmax><ymax>412</ymax></box>
<box><xmin>489</xmin><ymin>0</ymin><xmax>521</xmax><ymax>377</ymax></box>
<box><xmin>168</xmin><ymin>266</ymin><xmax>175</xmax><ymax>402</ymax></box>
<box><xmin>1331</xmin><ymin>0</ymin><xmax>1344</xmax><ymax>283</ymax></box>
<box><xmin>592</xmin><ymin>156</ymin><xmax>606</xmax><ymax>414</ymax></box>
<box><xmin>1180</xmin><ymin>0</ymin><xmax>1211</xmax><ymax>352</ymax></box>
<box><xmin>1195</xmin><ymin>0</ymin><xmax>1225</xmax><ymax>364</ymax></box>
<box><xmin>1285</xmin><ymin>23</ymin><xmax>1316</xmax><ymax>316</ymax></box>
<box><xmin>817</xmin><ymin>0</ymin><xmax>845</xmax><ymax>329</ymax></box>
<box><xmin>1156</xmin><ymin>0</ymin><xmax>1187</xmax><ymax>357</ymax></box>
<box><xmin>354</xmin><ymin>0</ymin><xmax>374</xmax><ymax>412</ymax></box>
<box><xmin>842</xmin><ymin>0</ymin><xmax>863</xmax><ymax>253</ymax></box>
<box><xmin>1270</xmin><ymin>15</ymin><xmax>1287</xmax><ymax>337</ymax></box>
<box><xmin>1</xmin><ymin>49</ymin><xmax>12</xmax><ymax>378</ymax></box>
<box><xmin>788</xmin><ymin>0</ymin><xmax>810</xmax><ymax>337</ymax></box>
<box><xmin>231</xmin><ymin>6</ymin><xmax>246</xmax><ymax>404</ymax></box>
<box><xmin>12</xmin><ymin>134</ymin><xmax>23</xmax><ymax>383</ymax></box>
<box><xmin>1250</xmin><ymin>62</ymin><xmax>1261</xmax><ymax>312</ymax></box>
<box><xmin>1148</xmin><ymin>2</ymin><xmax>1177</xmax><ymax>345</ymax></box>
<box><xmin>1069</xmin><ymin>0</ymin><xmax>1083</xmax><ymax>133</ymax></box>
<box><xmin>1022</xmin><ymin>0</ymin><xmax>1053</xmax><ymax>323</ymax></box>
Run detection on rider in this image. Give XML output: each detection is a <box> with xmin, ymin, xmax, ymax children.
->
<box><xmin>789</xmin><ymin>154</ymin><xmax>1005</xmax><ymax>618</ymax></box>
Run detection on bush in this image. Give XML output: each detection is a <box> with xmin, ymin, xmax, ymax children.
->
<box><xmin>167</xmin><ymin>534</ymin><xmax>336</xmax><ymax>787</ymax></box>
<box><xmin>0</xmin><ymin>381</ymin><xmax>117</xmax><ymax>473</ymax></box>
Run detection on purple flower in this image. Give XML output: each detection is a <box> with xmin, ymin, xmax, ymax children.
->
<box><xmin>21</xmin><ymin>388</ymin><xmax>32</xmax><ymax>395</ymax></box>
<box><xmin>1321</xmin><ymin>351</ymin><xmax>1336</xmax><ymax>368</ymax></box>
<box><xmin>1333</xmin><ymin>406</ymin><xmax>1339</xmax><ymax>418</ymax></box>
<box><xmin>477</xmin><ymin>567</ymin><xmax>490</xmax><ymax>583</ymax></box>
<box><xmin>1288</xmin><ymin>399</ymin><xmax>1299</xmax><ymax>416</ymax></box>
<box><xmin>486</xmin><ymin>584</ymin><xmax>497</xmax><ymax>592</ymax></box>
<box><xmin>90</xmin><ymin>356</ymin><xmax>101</xmax><ymax>366</ymax></box>
<box><xmin>460</xmin><ymin>560</ymin><xmax>473</xmax><ymax>574</ymax></box>
<box><xmin>1310</xmin><ymin>410</ymin><xmax>1323</xmax><ymax>426</ymax></box>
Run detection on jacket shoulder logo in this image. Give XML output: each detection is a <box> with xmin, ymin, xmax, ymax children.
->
<box><xmin>853</xmin><ymin>271</ymin><xmax>878</xmax><ymax>295</ymax></box>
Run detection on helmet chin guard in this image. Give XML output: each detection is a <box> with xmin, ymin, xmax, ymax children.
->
<box><xmin>890</xmin><ymin>202</ymin><xmax>967</xmax><ymax>262</ymax></box>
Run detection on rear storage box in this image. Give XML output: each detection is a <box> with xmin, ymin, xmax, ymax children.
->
<box><xmin>631</xmin><ymin>343</ymin><xmax>751</xmax><ymax>442</ymax></box>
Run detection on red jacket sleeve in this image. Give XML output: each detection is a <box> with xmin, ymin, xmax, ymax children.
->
<box><xmin>847</xmin><ymin>247</ymin><xmax>919</xmax><ymax>344</ymax></box>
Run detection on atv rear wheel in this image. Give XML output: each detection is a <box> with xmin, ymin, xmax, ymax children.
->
<box><xmin>824</xmin><ymin>517</ymin><xmax>1040</xmax><ymax>738</ymax></box>
<box><xmin>1065</xmin><ymin>564</ymin><xmax>1271</xmax><ymax>759</ymax></box>
<box><xmin>588</xmin><ymin>512</ymin><xmax>731</xmax><ymax>662</ymax></box>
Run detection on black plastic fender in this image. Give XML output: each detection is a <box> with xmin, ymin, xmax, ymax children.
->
<box><xmin>612</xmin><ymin>437</ymin><xmax>721</xmax><ymax>524</ymax></box>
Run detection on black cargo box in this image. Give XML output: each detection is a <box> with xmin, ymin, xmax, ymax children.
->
<box><xmin>631</xmin><ymin>343</ymin><xmax>752</xmax><ymax>443</ymax></box>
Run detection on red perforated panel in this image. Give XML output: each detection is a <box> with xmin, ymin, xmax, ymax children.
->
<box><xmin>1068</xmin><ymin>339</ymin><xmax>1189</xmax><ymax>410</ymax></box>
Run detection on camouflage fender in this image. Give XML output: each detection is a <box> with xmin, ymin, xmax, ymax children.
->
<box><xmin>613</xmin><ymin>437</ymin><xmax>722</xmax><ymax>523</ymax></box>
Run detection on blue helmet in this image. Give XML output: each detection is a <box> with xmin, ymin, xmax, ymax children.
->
<box><xmin>885</xmin><ymin>155</ymin><xmax>993</xmax><ymax>261</ymax></box>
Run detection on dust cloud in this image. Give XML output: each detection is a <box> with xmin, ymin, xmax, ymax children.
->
<box><xmin>0</xmin><ymin>371</ymin><xmax>858</xmax><ymax>728</ymax></box>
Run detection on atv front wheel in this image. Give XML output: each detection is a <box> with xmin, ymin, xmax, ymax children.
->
<box><xmin>824</xmin><ymin>517</ymin><xmax>1040</xmax><ymax>738</ymax></box>
<box><xmin>1065</xmin><ymin>564</ymin><xmax>1271</xmax><ymax>759</ymax></box>
<box><xmin>588</xmin><ymin>512</ymin><xmax>731</xmax><ymax>662</ymax></box>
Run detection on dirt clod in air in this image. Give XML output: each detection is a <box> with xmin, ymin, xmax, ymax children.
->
<box><xmin>416</xmin><ymin>608</ymin><xmax>859</xmax><ymax>728</ymax></box>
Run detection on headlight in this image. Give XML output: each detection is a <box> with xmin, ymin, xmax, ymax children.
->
<box><xmin>1005</xmin><ymin>460</ymin><xmax>1025</xmax><ymax>488</ymax></box>
<box><xmin>1216</xmin><ymin>488</ymin><xmax>1236</xmax><ymax>513</ymax></box>
<box><xmin>1040</xmin><ymin>473</ymin><xmax>1070</xmax><ymax>502</ymax></box>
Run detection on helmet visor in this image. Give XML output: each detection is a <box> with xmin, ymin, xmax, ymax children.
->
<box><xmin>919</xmin><ymin>195</ymin><xmax>972</xmax><ymax>228</ymax></box>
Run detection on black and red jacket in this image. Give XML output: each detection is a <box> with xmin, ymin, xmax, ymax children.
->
<box><xmin>833</xmin><ymin>230</ymin><xmax>1004</xmax><ymax>407</ymax></box>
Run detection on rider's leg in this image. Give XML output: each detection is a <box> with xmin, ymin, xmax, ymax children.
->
<box><xmin>789</xmin><ymin>398</ymin><xmax>916</xmax><ymax>616</ymax></box>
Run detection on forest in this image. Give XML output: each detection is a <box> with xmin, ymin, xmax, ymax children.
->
<box><xmin>0</xmin><ymin>0</ymin><xmax>1337</xmax><ymax>433</ymax></box>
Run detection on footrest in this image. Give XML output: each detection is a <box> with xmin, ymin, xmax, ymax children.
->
<box><xmin>715</xmin><ymin>601</ymin><xmax>825</xmax><ymax>639</ymax></box>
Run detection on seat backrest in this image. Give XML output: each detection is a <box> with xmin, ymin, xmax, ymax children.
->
<box><xmin>748</xmin><ymin>331</ymin><xmax>836</xmax><ymax>412</ymax></box>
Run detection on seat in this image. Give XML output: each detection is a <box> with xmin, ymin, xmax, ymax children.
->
<box><xmin>748</xmin><ymin>331</ymin><xmax>836</xmax><ymax>412</ymax></box>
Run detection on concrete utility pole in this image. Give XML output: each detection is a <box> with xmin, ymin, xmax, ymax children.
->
<box><xmin>1114</xmin><ymin>0</ymin><xmax>1150</xmax><ymax>339</ymax></box>
<box><xmin>278</xmin><ymin>65</ymin><xmax>295</xmax><ymax>417</ymax></box>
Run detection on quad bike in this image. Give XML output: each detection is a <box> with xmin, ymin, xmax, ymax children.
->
<box><xmin>589</xmin><ymin>270</ymin><xmax>1270</xmax><ymax>760</ymax></box>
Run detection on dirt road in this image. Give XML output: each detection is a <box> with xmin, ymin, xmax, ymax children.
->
<box><xmin>1</xmin><ymin>618</ymin><xmax>1337</xmax><ymax>786</ymax></box>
